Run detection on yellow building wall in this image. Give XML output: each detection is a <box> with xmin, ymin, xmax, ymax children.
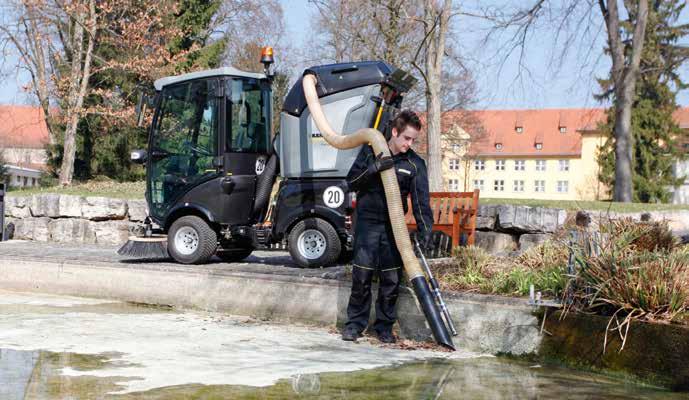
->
<box><xmin>440</xmin><ymin>132</ymin><xmax>609</xmax><ymax>201</ymax></box>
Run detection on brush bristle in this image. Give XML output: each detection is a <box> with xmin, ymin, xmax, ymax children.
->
<box><xmin>117</xmin><ymin>239</ymin><xmax>169</xmax><ymax>259</ymax></box>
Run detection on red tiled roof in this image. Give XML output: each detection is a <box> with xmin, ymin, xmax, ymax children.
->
<box><xmin>0</xmin><ymin>105</ymin><xmax>50</xmax><ymax>149</ymax></box>
<box><xmin>442</xmin><ymin>107</ymin><xmax>689</xmax><ymax>158</ymax></box>
<box><xmin>456</xmin><ymin>108</ymin><xmax>606</xmax><ymax>157</ymax></box>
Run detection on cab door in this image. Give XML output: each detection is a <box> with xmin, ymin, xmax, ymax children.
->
<box><xmin>146</xmin><ymin>79</ymin><xmax>221</xmax><ymax>222</ymax></box>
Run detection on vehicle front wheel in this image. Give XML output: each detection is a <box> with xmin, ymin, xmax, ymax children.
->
<box><xmin>167</xmin><ymin>216</ymin><xmax>217</xmax><ymax>264</ymax></box>
<box><xmin>288</xmin><ymin>217</ymin><xmax>341</xmax><ymax>268</ymax></box>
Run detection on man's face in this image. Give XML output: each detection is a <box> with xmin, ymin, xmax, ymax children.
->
<box><xmin>390</xmin><ymin>126</ymin><xmax>420</xmax><ymax>154</ymax></box>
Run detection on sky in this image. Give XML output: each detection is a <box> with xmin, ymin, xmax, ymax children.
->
<box><xmin>1</xmin><ymin>1</ymin><xmax>687</xmax><ymax>110</ymax></box>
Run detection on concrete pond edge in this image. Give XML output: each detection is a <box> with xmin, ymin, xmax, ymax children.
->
<box><xmin>0</xmin><ymin>255</ymin><xmax>686</xmax><ymax>390</ymax></box>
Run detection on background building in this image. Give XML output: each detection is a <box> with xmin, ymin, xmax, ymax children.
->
<box><xmin>439</xmin><ymin>107</ymin><xmax>689</xmax><ymax>202</ymax></box>
<box><xmin>0</xmin><ymin>105</ymin><xmax>50</xmax><ymax>187</ymax></box>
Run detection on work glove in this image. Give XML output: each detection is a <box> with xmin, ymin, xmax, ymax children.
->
<box><xmin>368</xmin><ymin>152</ymin><xmax>394</xmax><ymax>174</ymax></box>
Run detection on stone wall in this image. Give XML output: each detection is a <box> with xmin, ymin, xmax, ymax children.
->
<box><xmin>473</xmin><ymin>204</ymin><xmax>689</xmax><ymax>255</ymax></box>
<box><xmin>473</xmin><ymin>205</ymin><xmax>567</xmax><ymax>255</ymax></box>
<box><xmin>3</xmin><ymin>195</ymin><xmax>146</xmax><ymax>245</ymax></box>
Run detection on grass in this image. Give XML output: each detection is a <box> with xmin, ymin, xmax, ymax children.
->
<box><xmin>480</xmin><ymin>197</ymin><xmax>689</xmax><ymax>212</ymax></box>
<box><xmin>7</xmin><ymin>180</ymin><xmax>146</xmax><ymax>199</ymax></box>
<box><xmin>434</xmin><ymin>241</ymin><xmax>570</xmax><ymax>297</ymax></box>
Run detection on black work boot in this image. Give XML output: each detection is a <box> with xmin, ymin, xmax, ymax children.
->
<box><xmin>377</xmin><ymin>330</ymin><xmax>397</xmax><ymax>344</ymax></box>
<box><xmin>342</xmin><ymin>326</ymin><xmax>361</xmax><ymax>342</ymax></box>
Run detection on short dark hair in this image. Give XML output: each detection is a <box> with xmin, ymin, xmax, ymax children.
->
<box><xmin>391</xmin><ymin>109</ymin><xmax>422</xmax><ymax>133</ymax></box>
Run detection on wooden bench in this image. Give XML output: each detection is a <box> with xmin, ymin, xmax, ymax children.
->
<box><xmin>405</xmin><ymin>190</ymin><xmax>480</xmax><ymax>248</ymax></box>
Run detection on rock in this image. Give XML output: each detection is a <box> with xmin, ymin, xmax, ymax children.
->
<box><xmin>519</xmin><ymin>233</ymin><xmax>553</xmax><ymax>251</ymax></box>
<box><xmin>90</xmin><ymin>220</ymin><xmax>132</xmax><ymax>245</ymax></box>
<box><xmin>478</xmin><ymin>204</ymin><xmax>499</xmax><ymax>217</ymax></box>
<box><xmin>30</xmin><ymin>194</ymin><xmax>61</xmax><ymax>217</ymax></box>
<box><xmin>127</xmin><ymin>199</ymin><xmax>148</xmax><ymax>222</ymax></box>
<box><xmin>58</xmin><ymin>195</ymin><xmax>84</xmax><ymax>218</ymax></box>
<box><xmin>496</xmin><ymin>205</ymin><xmax>565</xmax><ymax>233</ymax></box>
<box><xmin>13</xmin><ymin>217</ymin><xmax>51</xmax><ymax>241</ymax></box>
<box><xmin>82</xmin><ymin>197</ymin><xmax>127</xmax><ymax>221</ymax></box>
<box><xmin>476</xmin><ymin>216</ymin><xmax>496</xmax><ymax>230</ymax></box>
<box><xmin>474</xmin><ymin>231</ymin><xmax>518</xmax><ymax>254</ymax></box>
<box><xmin>5</xmin><ymin>196</ymin><xmax>31</xmax><ymax>218</ymax></box>
<box><xmin>49</xmin><ymin>218</ymin><xmax>95</xmax><ymax>244</ymax></box>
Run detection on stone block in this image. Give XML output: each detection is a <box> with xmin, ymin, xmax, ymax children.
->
<box><xmin>49</xmin><ymin>218</ymin><xmax>95</xmax><ymax>244</ymax></box>
<box><xmin>58</xmin><ymin>195</ymin><xmax>84</xmax><ymax>218</ymax></box>
<box><xmin>4</xmin><ymin>196</ymin><xmax>31</xmax><ymax>218</ymax></box>
<box><xmin>478</xmin><ymin>204</ymin><xmax>499</xmax><ymax>217</ymax></box>
<box><xmin>476</xmin><ymin>216</ymin><xmax>496</xmax><ymax>230</ymax></box>
<box><xmin>127</xmin><ymin>199</ymin><xmax>148</xmax><ymax>222</ymax></box>
<box><xmin>30</xmin><ymin>194</ymin><xmax>61</xmax><ymax>217</ymax></box>
<box><xmin>82</xmin><ymin>197</ymin><xmax>127</xmax><ymax>221</ymax></box>
<box><xmin>13</xmin><ymin>217</ymin><xmax>51</xmax><ymax>241</ymax></box>
<box><xmin>496</xmin><ymin>205</ymin><xmax>565</xmax><ymax>233</ymax></box>
<box><xmin>519</xmin><ymin>233</ymin><xmax>552</xmax><ymax>251</ymax></box>
<box><xmin>474</xmin><ymin>231</ymin><xmax>518</xmax><ymax>254</ymax></box>
<box><xmin>90</xmin><ymin>220</ymin><xmax>132</xmax><ymax>245</ymax></box>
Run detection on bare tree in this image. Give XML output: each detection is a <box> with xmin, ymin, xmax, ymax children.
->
<box><xmin>308</xmin><ymin>0</ymin><xmax>472</xmax><ymax>192</ymax></box>
<box><xmin>411</xmin><ymin>0</ymin><xmax>453</xmax><ymax>191</ymax></box>
<box><xmin>481</xmin><ymin>0</ymin><xmax>651</xmax><ymax>202</ymax></box>
<box><xmin>600</xmin><ymin>0</ymin><xmax>649</xmax><ymax>202</ymax></box>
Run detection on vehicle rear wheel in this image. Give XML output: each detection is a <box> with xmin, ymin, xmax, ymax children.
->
<box><xmin>217</xmin><ymin>248</ymin><xmax>253</xmax><ymax>263</ymax></box>
<box><xmin>168</xmin><ymin>216</ymin><xmax>217</xmax><ymax>264</ymax></box>
<box><xmin>288</xmin><ymin>217</ymin><xmax>341</xmax><ymax>268</ymax></box>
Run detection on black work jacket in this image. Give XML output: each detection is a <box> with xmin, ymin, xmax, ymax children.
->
<box><xmin>346</xmin><ymin>145</ymin><xmax>433</xmax><ymax>237</ymax></box>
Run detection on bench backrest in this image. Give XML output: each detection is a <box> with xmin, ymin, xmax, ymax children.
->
<box><xmin>406</xmin><ymin>190</ymin><xmax>480</xmax><ymax>247</ymax></box>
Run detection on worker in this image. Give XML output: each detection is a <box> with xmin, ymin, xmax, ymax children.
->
<box><xmin>342</xmin><ymin>109</ymin><xmax>433</xmax><ymax>344</ymax></box>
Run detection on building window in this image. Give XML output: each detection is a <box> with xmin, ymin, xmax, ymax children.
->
<box><xmin>31</xmin><ymin>178</ymin><xmax>36</xmax><ymax>186</ymax></box>
<box><xmin>514</xmin><ymin>160</ymin><xmax>525</xmax><ymax>171</ymax></box>
<box><xmin>495</xmin><ymin>143</ymin><xmax>503</xmax><ymax>150</ymax></box>
<box><xmin>23</xmin><ymin>177</ymin><xmax>27</xmax><ymax>186</ymax></box>
<box><xmin>557</xmin><ymin>180</ymin><xmax>569</xmax><ymax>193</ymax></box>
<box><xmin>560</xmin><ymin>126</ymin><xmax>567</xmax><ymax>133</ymax></box>
<box><xmin>559</xmin><ymin>159</ymin><xmax>570</xmax><ymax>172</ymax></box>
<box><xmin>474</xmin><ymin>160</ymin><xmax>485</xmax><ymax>170</ymax></box>
<box><xmin>494</xmin><ymin>180</ymin><xmax>504</xmax><ymax>192</ymax></box>
<box><xmin>473</xmin><ymin>179</ymin><xmax>484</xmax><ymax>191</ymax></box>
<box><xmin>496</xmin><ymin>160</ymin><xmax>505</xmax><ymax>171</ymax></box>
<box><xmin>451</xmin><ymin>143</ymin><xmax>461</xmax><ymax>152</ymax></box>
<box><xmin>515</xmin><ymin>126</ymin><xmax>523</xmax><ymax>133</ymax></box>
<box><xmin>534</xmin><ymin>180</ymin><xmax>545</xmax><ymax>192</ymax></box>
<box><xmin>535</xmin><ymin>160</ymin><xmax>546</xmax><ymax>171</ymax></box>
<box><xmin>449</xmin><ymin>159</ymin><xmax>460</xmax><ymax>171</ymax></box>
<box><xmin>16</xmin><ymin>176</ymin><xmax>20</xmax><ymax>183</ymax></box>
<box><xmin>448</xmin><ymin>179</ymin><xmax>460</xmax><ymax>191</ymax></box>
<box><xmin>513</xmin><ymin>180</ymin><xmax>524</xmax><ymax>192</ymax></box>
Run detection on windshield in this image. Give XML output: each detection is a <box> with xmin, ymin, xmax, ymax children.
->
<box><xmin>226</xmin><ymin>78</ymin><xmax>271</xmax><ymax>153</ymax></box>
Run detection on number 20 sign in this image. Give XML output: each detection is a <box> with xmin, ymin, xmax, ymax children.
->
<box><xmin>323</xmin><ymin>186</ymin><xmax>344</xmax><ymax>208</ymax></box>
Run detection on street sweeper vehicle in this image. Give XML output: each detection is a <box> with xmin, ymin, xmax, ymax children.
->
<box><xmin>119</xmin><ymin>48</ymin><xmax>457</xmax><ymax>350</ymax></box>
<box><xmin>120</xmin><ymin>50</ymin><xmax>415</xmax><ymax>268</ymax></box>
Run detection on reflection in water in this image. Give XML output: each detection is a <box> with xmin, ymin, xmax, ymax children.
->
<box><xmin>0</xmin><ymin>348</ymin><xmax>683</xmax><ymax>399</ymax></box>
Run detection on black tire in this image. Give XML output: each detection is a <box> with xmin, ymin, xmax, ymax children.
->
<box><xmin>167</xmin><ymin>216</ymin><xmax>218</xmax><ymax>264</ymax></box>
<box><xmin>288</xmin><ymin>217</ymin><xmax>341</xmax><ymax>268</ymax></box>
<box><xmin>217</xmin><ymin>248</ymin><xmax>253</xmax><ymax>263</ymax></box>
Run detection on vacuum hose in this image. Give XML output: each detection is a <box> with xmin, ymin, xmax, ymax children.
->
<box><xmin>302</xmin><ymin>74</ymin><xmax>455</xmax><ymax>350</ymax></box>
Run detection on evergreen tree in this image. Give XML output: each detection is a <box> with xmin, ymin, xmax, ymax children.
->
<box><xmin>597</xmin><ymin>0</ymin><xmax>689</xmax><ymax>202</ymax></box>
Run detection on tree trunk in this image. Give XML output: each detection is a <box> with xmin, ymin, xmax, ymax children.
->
<box><xmin>59</xmin><ymin>0</ymin><xmax>96</xmax><ymax>186</ymax></box>
<box><xmin>423</xmin><ymin>0</ymin><xmax>451</xmax><ymax>192</ymax></box>
<box><xmin>601</xmin><ymin>0</ymin><xmax>650</xmax><ymax>202</ymax></box>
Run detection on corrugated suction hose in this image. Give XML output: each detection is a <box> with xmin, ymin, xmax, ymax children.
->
<box><xmin>302</xmin><ymin>74</ymin><xmax>455</xmax><ymax>350</ymax></box>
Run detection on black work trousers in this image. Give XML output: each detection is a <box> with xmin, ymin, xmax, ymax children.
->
<box><xmin>345</xmin><ymin>219</ymin><xmax>402</xmax><ymax>335</ymax></box>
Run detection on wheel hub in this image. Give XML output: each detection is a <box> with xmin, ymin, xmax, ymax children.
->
<box><xmin>174</xmin><ymin>226</ymin><xmax>199</xmax><ymax>255</ymax></box>
<box><xmin>297</xmin><ymin>229</ymin><xmax>326</xmax><ymax>260</ymax></box>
